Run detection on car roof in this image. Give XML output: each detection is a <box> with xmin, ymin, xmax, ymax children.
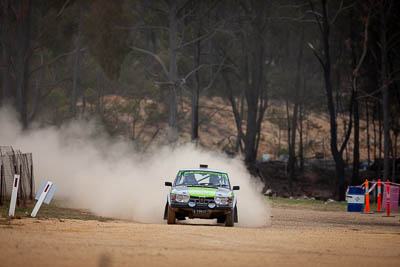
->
<box><xmin>178</xmin><ymin>168</ymin><xmax>228</xmax><ymax>174</ymax></box>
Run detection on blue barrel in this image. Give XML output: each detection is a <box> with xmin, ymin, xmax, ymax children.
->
<box><xmin>346</xmin><ymin>186</ymin><xmax>365</xmax><ymax>212</ymax></box>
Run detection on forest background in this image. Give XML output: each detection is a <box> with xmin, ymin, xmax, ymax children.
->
<box><xmin>1</xmin><ymin>0</ymin><xmax>399</xmax><ymax>200</ymax></box>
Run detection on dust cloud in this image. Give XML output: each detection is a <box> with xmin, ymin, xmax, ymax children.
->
<box><xmin>0</xmin><ymin>106</ymin><xmax>270</xmax><ymax>227</ymax></box>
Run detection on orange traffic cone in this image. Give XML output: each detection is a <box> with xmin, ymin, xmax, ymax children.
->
<box><xmin>383</xmin><ymin>180</ymin><xmax>395</xmax><ymax>217</ymax></box>
<box><xmin>363</xmin><ymin>179</ymin><xmax>373</xmax><ymax>214</ymax></box>
<box><xmin>375</xmin><ymin>179</ymin><xmax>383</xmax><ymax>212</ymax></box>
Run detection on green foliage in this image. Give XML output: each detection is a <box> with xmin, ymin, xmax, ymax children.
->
<box><xmin>45</xmin><ymin>88</ymin><xmax>71</xmax><ymax>124</ymax></box>
<box><xmin>268</xmin><ymin>107</ymin><xmax>288</xmax><ymax>130</ymax></box>
<box><xmin>145</xmin><ymin>102</ymin><xmax>166</xmax><ymax>125</ymax></box>
<box><xmin>278</xmin><ymin>148</ymin><xmax>289</xmax><ymax>156</ymax></box>
<box><xmin>119</xmin><ymin>51</ymin><xmax>160</xmax><ymax>98</ymax></box>
<box><xmin>84</xmin><ymin>87</ymin><xmax>98</xmax><ymax>105</ymax></box>
<box><xmin>4</xmin><ymin>0</ymin><xmax>398</xmax><ymax>169</ymax></box>
<box><xmin>82</xmin><ymin>0</ymin><xmax>131</xmax><ymax>80</ymax></box>
<box><xmin>30</xmin><ymin>1</ymin><xmax>81</xmax><ymax>55</ymax></box>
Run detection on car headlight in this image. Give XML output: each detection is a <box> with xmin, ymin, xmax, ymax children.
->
<box><xmin>208</xmin><ymin>202</ymin><xmax>216</xmax><ymax>209</ymax></box>
<box><xmin>171</xmin><ymin>193</ymin><xmax>190</xmax><ymax>203</ymax></box>
<box><xmin>215</xmin><ymin>197</ymin><xmax>232</xmax><ymax>205</ymax></box>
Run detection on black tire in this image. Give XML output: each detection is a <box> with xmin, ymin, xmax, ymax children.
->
<box><xmin>234</xmin><ymin>205</ymin><xmax>238</xmax><ymax>223</ymax></box>
<box><xmin>217</xmin><ymin>216</ymin><xmax>225</xmax><ymax>224</ymax></box>
<box><xmin>225</xmin><ymin>210</ymin><xmax>234</xmax><ymax>227</ymax></box>
<box><xmin>167</xmin><ymin>206</ymin><xmax>176</xmax><ymax>224</ymax></box>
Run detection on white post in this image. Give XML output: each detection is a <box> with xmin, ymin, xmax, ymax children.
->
<box><xmin>9</xmin><ymin>174</ymin><xmax>20</xmax><ymax>216</ymax></box>
<box><xmin>31</xmin><ymin>181</ymin><xmax>52</xmax><ymax>217</ymax></box>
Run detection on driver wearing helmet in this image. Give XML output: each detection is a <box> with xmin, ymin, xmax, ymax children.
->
<box><xmin>183</xmin><ymin>173</ymin><xmax>198</xmax><ymax>185</ymax></box>
<box><xmin>209</xmin><ymin>174</ymin><xmax>220</xmax><ymax>186</ymax></box>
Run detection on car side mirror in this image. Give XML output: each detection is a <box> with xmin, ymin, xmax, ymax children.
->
<box><xmin>232</xmin><ymin>186</ymin><xmax>240</xmax><ymax>190</ymax></box>
<box><xmin>165</xmin><ymin>181</ymin><xmax>172</xmax><ymax>187</ymax></box>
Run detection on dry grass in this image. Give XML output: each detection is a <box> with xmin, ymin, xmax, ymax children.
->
<box><xmin>0</xmin><ymin>200</ymin><xmax>112</xmax><ymax>221</ymax></box>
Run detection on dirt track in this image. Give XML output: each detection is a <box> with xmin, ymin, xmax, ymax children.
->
<box><xmin>1</xmin><ymin>206</ymin><xmax>399</xmax><ymax>267</ymax></box>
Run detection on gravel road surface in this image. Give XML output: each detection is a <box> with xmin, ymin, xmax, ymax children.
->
<box><xmin>1</xmin><ymin>206</ymin><xmax>399</xmax><ymax>267</ymax></box>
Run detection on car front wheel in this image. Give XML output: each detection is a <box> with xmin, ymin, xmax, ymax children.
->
<box><xmin>167</xmin><ymin>205</ymin><xmax>176</xmax><ymax>224</ymax></box>
<box><xmin>225</xmin><ymin>210</ymin><xmax>234</xmax><ymax>227</ymax></box>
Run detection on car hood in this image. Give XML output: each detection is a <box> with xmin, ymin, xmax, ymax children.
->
<box><xmin>172</xmin><ymin>186</ymin><xmax>233</xmax><ymax>198</ymax></box>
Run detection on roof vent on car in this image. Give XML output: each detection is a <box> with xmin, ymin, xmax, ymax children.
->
<box><xmin>200</xmin><ymin>164</ymin><xmax>208</xmax><ymax>168</ymax></box>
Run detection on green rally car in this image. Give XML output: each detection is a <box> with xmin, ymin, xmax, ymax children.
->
<box><xmin>164</xmin><ymin>164</ymin><xmax>240</xmax><ymax>227</ymax></box>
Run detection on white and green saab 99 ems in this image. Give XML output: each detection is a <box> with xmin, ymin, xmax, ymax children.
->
<box><xmin>164</xmin><ymin>164</ymin><xmax>240</xmax><ymax>227</ymax></box>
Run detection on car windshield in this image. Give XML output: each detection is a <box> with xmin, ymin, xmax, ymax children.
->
<box><xmin>174</xmin><ymin>170</ymin><xmax>230</xmax><ymax>188</ymax></box>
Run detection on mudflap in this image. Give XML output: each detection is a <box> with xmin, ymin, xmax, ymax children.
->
<box><xmin>234</xmin><ymin>205</ymin><xmax>238</xmax><ymax>223</ymax></box>
<box><xmin>163</xmin><ymin>202</ymin><xmax>168</xmax><ymax>220</ymax></box>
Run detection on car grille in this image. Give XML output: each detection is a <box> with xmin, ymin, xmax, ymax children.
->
<box><xmin>190</xmin><ymin>196</ymin><xmax>214</xmax><ymax>204</ymax></box>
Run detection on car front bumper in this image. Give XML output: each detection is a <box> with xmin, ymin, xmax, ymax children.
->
<box><xmin>170</xmin><ymin>202</ymin><xmax>232</xmax><ymax>210</ymax></box>
<box><xmin>170</xmin><ymin>202</ymin><xmax>233</xmax><ymax>219</ymax></box>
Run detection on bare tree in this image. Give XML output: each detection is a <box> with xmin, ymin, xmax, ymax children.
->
<box><xmin>308</xmin><ymin>0</ymin><xmax>354</xmax><ymax>200</ymax></box>
<box><xmin>379</xmin><ymin>0</ymin><xmax>390</xmax><ymax>180</ymax></box>
<box><xmin>72</xmin><ymin>7</ymin><xmax>83</xmax><ymax>118</ymax></box>
<box><xmin>288</xmin><ymin>27</ymin><xmax>304</xmax><ymax>185</ymax></box>
<box><xmin>351</xmin><ymin>3</ymin><xmax>370</xmax><ymax>184</ymax></box>
<box><xmin>218</xmin><ymin>1</ymin><xmax>270</xmax><ymax>166</ymax></box>
<box><xmin>131</xmin><ymin>1</ymin><xmax>223</xmax><ymax>144</ymax></box>
<box><xmin>189</xmin><ymin>1</ymin><xmax>220</xmax><ymax>142</ymax></box>
<box><xmin>14</xmin><ymin>0</ymin><xmax>33</xmax><ymax>128</ymax></box>
<box><xmin>0</xmin><ymin>0</ymin><xmax>11</xmax><ymax>105</ymax></box>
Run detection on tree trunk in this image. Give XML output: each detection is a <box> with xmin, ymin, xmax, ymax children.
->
<box><xmin>380</xmin><ymin>1</ymin><xmax>390</xmax><ymax>180</ymax></box>
<box><xmin>352</xmin><ymin>94</ymin><xmax>360</xmax><ymax>184</ymax></box>
<box><xmin>97</xmin><ymin>72</ymin><xmax>105</xmax><ymax>116</ymax></box>
<box><xmin>191</xmin><ymin>3</ymin><xmax>201</xmax><ymax>142</ymax></box>
<box><xmin>72</xmin><ymin>7</ymin><xmax>83</xmax><ymax>119</ymax></box>
<box><xmin>167</xmin><ymin>0</ymin><xmax>178</xmax><ymax>143</ymax></box>
<box><xmin>222</xmin><ymin>1</ymin><xmax>268</xmax><ymax>166</ymax></box>
<box><xmin>378</xmin><ymin>101</ymin><xmax>383</xmax><ymax>176</ymax></box>
<box><xmin>15</xmin><ymin>0</ymin><xmax>32</xmax><ymax>128</ymax></box>
<box><xmin>350</xmin><ymin>12</ymin><xmax>359</xmax><ymax>185</ymax></box>
<box><xmin>393</xmin><ymin>133</ymin><xmax>398</xmax><ymax>179</ymax></box>
<box><xmin>288</xmin><ymin>100</ymin><xmax>298</xmax><ymax>183</ymax></box>
<box><xmin>223</xmin><ymin>72</ymin><xmax>244</xmax><ymax>154</ymax></box>
<box><xmin>373</xmin><ymin>105</ymin><xmax>377</xmax><ymax>163</ymax></box>
<box><xmin>321</xmin><ymin>0</ymin><xmax>346</xmax><ymax>200</ymax></box>
<box><xmin>1</xmin><ymin>0</ymin><xmax>11</xmax><ymax>105</ymax></box>
<box><xmin>299</xmin><ymin>71</ymin><xmax>307</xmax><ymax>173</ymax></box>
<box><xmin>335</xmin><ymin>157</ymin><xmax>345</xmax><ymax>198</ymax></box>
<box><xmin>286</xmin><ymin>97</ymin><xmax>291</xmax><ymax>157</ymax></box>
<box><xmin>299</xmin><ymin>103</ymin><xmax>304</xmax><ymax>172</ymax></box>
<box><xmin>244</xmin><ymin>101</ymin><xmax>258</xmax><ymax>165</ymax></box>
<box><xmin>288</xmin><ymin>28</ymin><xmax>304</xmax><ymax>185</ymax></box>
<box><xmin>234</xmin><ymin>92</ymin><xmax>244</xmax><ymax>153</ymax></box>
<box><xmin>29</xmin><ymin>51</ymin><xmax>44</xmax><ymax>122</ymax></box>
<box><xmin>366</xmin><ymin>99</ymin><xmax>370</xmax><ymax>166</ymax></box>
<box><xmin>312</xmin><ymin>0</ymin><xmax>353</xmax><ymax>200</ymax></box>
<box><xmin>278</xmin><ymin>125</ymin><xmax>281</xmax><ymax>159</ymax></box>
<box><xmin>244</xmin><ymin>14</ymin><xmax>266</xmax><ymax>166</ymax></box>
